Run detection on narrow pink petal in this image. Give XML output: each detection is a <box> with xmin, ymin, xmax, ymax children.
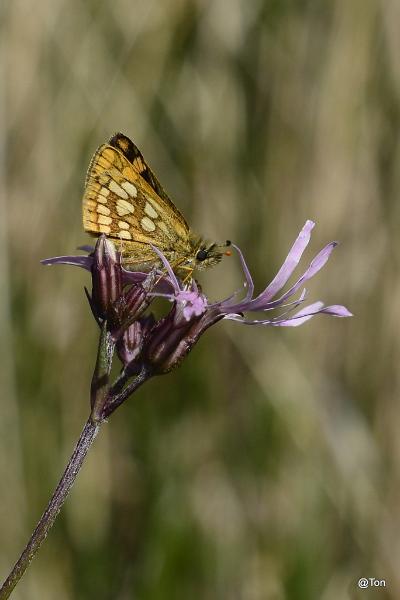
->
<box><xmin>288</xmin><ymin>301</ymin><xmax>324</xmax><ymax>318</ymax></box>
<box><xmin>42</xmin><ymin>254</ymin><xmax>152</xmax><ymax>286</ymax></box>
<box><xmin>77</xmin><ymin>245</ymin><xmax>95</xmax><ymax>253</ymax></box>
<box><xmin>272</xmin><ymin>302</ymin><xmax>352</xmax><ymax>327</ymax></box>
<box><xmin>272</xmin><ymin>242</ymin><xmax>338</xmax><ymax>305</ymax></box>
<box><xmin>236</xmin><ymin>240</ymin><xmax>337</xmax><ymax>313</ymax></box>
<box><xmin>41</xmin><ymin>255</ymin><xmax>93</xmax><ymax>269</ymax></box>
<box><xmin>254</xmin><ymin>220</ymin><xmax>315</xmax><ymax>302</ymax></box>
<box><xmin>229</xmin><ymin>221</ymin><xmax>315</xmax><ymax>312</ymax></box>
<box><xmin>317</xmin><ymin>305</ymin><xmax>353</xmax><ymax>317</ymax></box>
<box><xmin>224</xmin><ymin>301</ymin><xmax>352</xmax><ymax>326</ymax></box>
<box><xmin>232</xmin><ymin>288</ymin><xmax>308</xmax><ymax>317</ymax></box>
<box><xmin>231</xmin><ymin>243</ymin><xmax>254</xmax><ymax>303</ymax></box>
<box><xmin>150</xmin><ymin>244</ymin><xmax>181</xmax><ymax>293</ymax></box>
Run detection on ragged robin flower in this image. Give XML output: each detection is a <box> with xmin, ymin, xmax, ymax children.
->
<box><xmin>139</xmin><ymin>220</ymin><xmax>352</xmax><ymax>373</ymax></box>
<box><xmin>43</xmin><ymin>220</ymin><xmax>351</xmax><ymax>390</ymax></box>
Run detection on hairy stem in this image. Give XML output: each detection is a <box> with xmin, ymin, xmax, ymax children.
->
<box><xmin>90</xmin><ymin>320</ymin><xmax>115</xmax><ymax>421</ymax></box>
<box><xmin>0</xmin><ymin>418</ymin><xmax>100</xmax><ymax>600</ymax></box>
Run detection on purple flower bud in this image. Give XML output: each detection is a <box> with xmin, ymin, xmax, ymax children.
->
<box><xmin>109</xmin><ymin>270</ymin><xmax>159</xmax><ymax>339</ymax></box>
<box><xmin>142</xmin><ymin>307</ymin><xmax>194</xmax><ymax>373</ymax></box>
<box><xmin>116</xmin><ymin>315</ymin><xmax>156</xmax><ymax>371</ymax></box>
<box><xmin>142</xmin><ymin>291</ymin><xmax>221</xmax><ymax>374</ymax></box>
<box><xmin>148</xmin><ymin>309</ymin><xmax>223</xmax><ymax>374</ymax></box>
<box><xmin>91</xmin><ymin>235</ymin><xmax>122</xmax><ymax>321</ymax></box>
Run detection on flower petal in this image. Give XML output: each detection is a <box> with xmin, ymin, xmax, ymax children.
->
<box><xmin>41</xmin><ymin>255</ymin><xmax>93</xmax><ymax>270</ymax></box>
<box><xmin>254</xmin><ymin>220</ymin><xmax>314</xmax><ymax>301</ymax></box>
<box><xmin>224</xmin><ymin>299</ymin><xmax>352</xmax><ymax>326</ymax></box>
<box><xmin>272</xmin><ymin>302</ymin><xmax>352</xmax><ymax>327</ymax></box>
<box><xmin>233</xmin><ymin>240</ymin><xmax>337</xmax><ymax>313</ymax></box>
<box><xmin>232</xmin><ymin>243</ymin><xmax>254</xmax><ymax>303</ymax></box>
<box><xmin>227</xmin><ymin>221</ymin><xmax>315</xmax><ymax>313</ymax></box>
<box><xmin>266</xmin><ymin>242</ymin><xmax>337</xmax><ymax>307</ymax></box>
<box><xmin>77</xmin><ymin>245</ymin><xmax>95</xmax><ymax>253</ymax></box>
<box><xmin>150</xmin><ymin>244</ymin><xmax>181</xmax><ymax>293</ymax></box>
<box><xmin>180</xmin><ymin>292</ymin><xmax>207</xmax><ymax>320</ymax></box>
<box><xmin>317</xmin><ymin>305</ymin><xmax>353</xmax><ymax>318</ymax></box>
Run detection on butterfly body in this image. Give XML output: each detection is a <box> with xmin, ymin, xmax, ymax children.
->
<box><xmin>83</xmin><ymin>133</ymin><xmax>229</xmax><ymax>279</ymax></box>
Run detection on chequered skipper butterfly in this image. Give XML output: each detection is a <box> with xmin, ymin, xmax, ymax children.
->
<box><xmin>82</xmin><ymin>133</ymin><xmax>230</xmax><ymax>280</ymax></box>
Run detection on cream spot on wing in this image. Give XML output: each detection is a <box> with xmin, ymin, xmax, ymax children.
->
<box><xmin>118</xmin><ymin>220</ymin><xmax>130</xmax><ymax>230</ymax></box>
<box><xmin>144</xmin><ymin>202</ymin><xmax>158</xmax><ymax>219</ymax></box>
<box><xmin>116</xmin><ymin>199</ymin><xmax>135</xmax><ymax>216</ymax></box>
<box><xmin>121</xmin><ymin>181</ymin><xmax>138</xmax><ymax>197</ymax></box>
<box><xmin>145</xmin><ymin>196</ymin><xmax>163</xmax><ymax>214</ymax></box>
<box><xmin>141</xmin><ymin>216</ymin><xmax>156</xmax><ymax>232</ymax></box>
<box><xmin>118</xmin><ymin>230</ymin><xmax>132</xmax><ymax>240</ymax></box>
<box><xmin>98</xmin><ymin>224</ymin><xmax>111</xmax><ymax>234</ymax></box>
<box><xmin>99</xmin><ymin>187</ymin><xmax>110</xmax><ymax>197</ymax></box>
<box><xmin>96</xmin><ymin>205</ymin><xmax>111</xmax><ymax>216</ymax></box>
<box><xmin>97</xmin><ymin>215</ymin><xmax>112</xmax><ymax>226</ymax></box>
<box><xmin>175</xmin><ymin>222</ymin><xmax>188</xmax><ymax>238</ymax></box>
<box><xmin>157</xmin><ymin>221</ymin><xmax>171</xmax><ymax>235</ymax></box>
<box><xmin>109</xmin><ymin>180</ymin><xmax>129</xmax><ymax>199</ymax></box>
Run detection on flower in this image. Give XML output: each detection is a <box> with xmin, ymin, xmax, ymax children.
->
<box><xmin>214</xmin><ymin>219</ymin><xmax>352</xmax><ymax>326</ymax></box>
<box><xmin>132</xmin><ymin>221</ymin><xmax>352</xmax><ymax>372</ymax></box>
<box><xmin>42</xmin><ymin>220</ymin><xmax>352</xmax><ymax>381</ymax></box>
<box><xmin>146</xmin><ymin>221</ymin><xmax>352</xmax><ymax>323</ymax></box>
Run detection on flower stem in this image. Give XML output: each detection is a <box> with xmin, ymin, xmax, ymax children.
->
<box><xmin>90</xmin><ymin>320</ymin><xmax>115</xmax><ymax>422</ymax></box>
<box><xmin>0</xmin><ymin>417</ymin><xmax>100</xmax><ymax>600</ymax></box>
<box><xmin>103</xmin><ymin>366</ymin><xmax>151</xmax><ymax>418</ymax></box>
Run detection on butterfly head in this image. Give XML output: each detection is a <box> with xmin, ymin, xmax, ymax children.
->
<box><xmin>192</xmin><ymin>239</ymin><xmax>232</xmax><ymax>271</ymax></box>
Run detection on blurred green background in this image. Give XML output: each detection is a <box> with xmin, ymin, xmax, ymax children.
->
<box><xmin>0</xmin><ymin>1</ymin><xmax>398</xmax><ymax>599</ymax></box>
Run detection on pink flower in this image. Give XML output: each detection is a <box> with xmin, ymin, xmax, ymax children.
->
<box><xmin>42</xmin><ymin>220</ymin><xmax>352</xmax><ymax>378</ymax></box>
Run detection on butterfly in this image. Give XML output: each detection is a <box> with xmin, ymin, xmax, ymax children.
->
<box><xmin>82</xmin><ymin>133</ymin><xmax>231</xmax><ymax>280</ymax></box>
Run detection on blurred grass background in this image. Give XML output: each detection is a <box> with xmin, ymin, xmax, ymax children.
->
<box><xmin>0</xmin><ymin>0</ymin><xmax>399</xmax><ymax>598</ymax></box>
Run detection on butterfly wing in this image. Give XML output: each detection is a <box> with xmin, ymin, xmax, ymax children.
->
<box><xmin>82</xmin><ymin>134</ymin><xmax>193</xmax><ymax>269</ymax></box>
<box><xmin>108</xmin><ymin>133</ymin><xmax>178</xmax><ymax>208</ymax></box>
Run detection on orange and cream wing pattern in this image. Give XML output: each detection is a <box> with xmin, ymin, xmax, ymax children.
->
<box><xmin>82</xmin><ymin>133</ymin><xmax>192</xmax><ymax>267</ymax></box>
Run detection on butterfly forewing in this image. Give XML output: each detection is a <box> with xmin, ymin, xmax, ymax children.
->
<box><xmin>82</xmin><ymin>134</ymin><xmax>193</xmax><ymax>270</ymax></box>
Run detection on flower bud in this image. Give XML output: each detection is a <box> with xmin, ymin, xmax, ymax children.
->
<box><xmin>116</xmin><ymin>315</ymin><xmax>156</xmax><ymax>371</ymax></box>
<box><xmin>142</xmin><ymin>291</ymin><xmax>222</xmax><ymax>374</ymax></box>
<box><xmin>91</xmin><ymin>235</ymin><xmax>122</xmax><ymax>320</ymax></box>
<box><xmin>109</xmin><ymin>270</ymin><xmax>158</xmax><ymax>339</ymax></box>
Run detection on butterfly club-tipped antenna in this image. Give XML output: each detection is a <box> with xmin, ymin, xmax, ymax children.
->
<box><xmin>223</xmin><ymin>239</ymin><xmax>232</xmax><ymax>256</ymax></box>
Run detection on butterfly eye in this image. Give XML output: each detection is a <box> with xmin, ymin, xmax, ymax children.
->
<box><xmin>196</xmin><ymin>249</ymin><xmax>208</xmax><ymax>262</ymax></box>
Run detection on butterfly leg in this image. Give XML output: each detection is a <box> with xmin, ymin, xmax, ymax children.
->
<box><xmin>180</xmin><ymin>266</ymin><xmax>194</xmax><ymax>286</ymax></box>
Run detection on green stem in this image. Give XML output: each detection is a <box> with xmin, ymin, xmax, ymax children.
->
<box><xmin>0</xmin><ymin>418</ymin><xmax>100</xmax><ymax>600</ymax></box>
<box><xmin>90</xmin><ymin>320</ymin><xmax>115</xmax><ymax>422</ymax></box>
